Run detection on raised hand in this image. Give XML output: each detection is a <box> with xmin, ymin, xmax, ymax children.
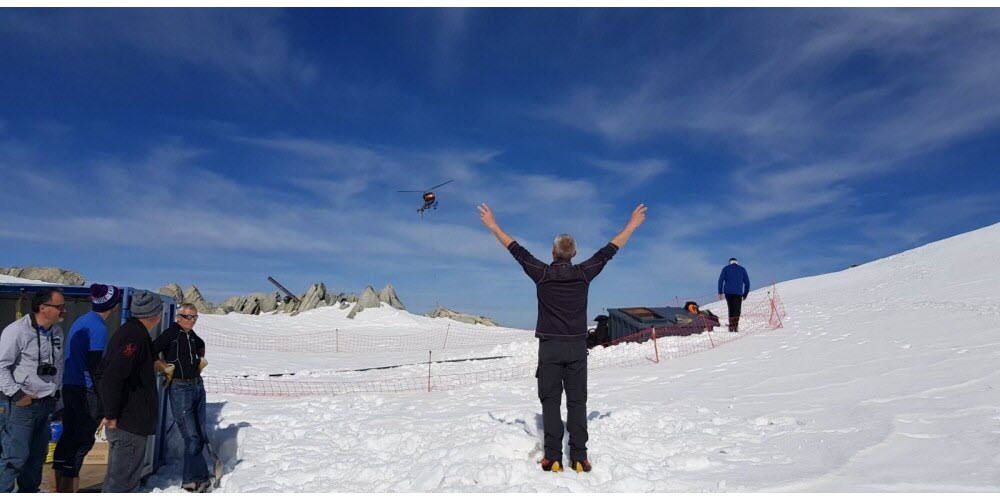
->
<box><xmin>479</xmin><ymin>203</ymin><xmax>514</xmax><ymax>247</ymax></box>
<box><xmin>628</xmin><ymin>204</ymin><xmax>647</xmax><ymax>229</ymax></box>
<box><xmin>611</xmin><ymin>203</ymin><xmax>647</xmax><ymax>249</ymax></box>
<box><xmin>478</xmin><ymin>203</ymin><xmax>497</xmax><ymax>229</ymax></box>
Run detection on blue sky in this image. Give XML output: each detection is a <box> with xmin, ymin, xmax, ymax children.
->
<box><xmin>1</xmin><ymin>8</ymin><xmax>999</xmax><ymax>328</ymax></box>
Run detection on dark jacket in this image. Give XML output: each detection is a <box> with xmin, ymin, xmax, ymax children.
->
<box><xmin>508</xmin><ymin>241</ymin><xmax>619</xmax><ymax>341</ymax></box>
<box><xmin>718</xmin><ymin>263</ymin><xmax>751</xmax><ymax>297</ymax></box>
<box><xmin>98</xmin><ymin>318</ymin><xmax>158</xmax><ymax>436</ymax></box>
<box><xmin>152</xmin><ymin>323</ymin><xmax>205</xmax><ymax>381</ymax></box>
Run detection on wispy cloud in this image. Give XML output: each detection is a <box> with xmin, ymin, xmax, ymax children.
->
<box><xmin>426</xmin><ymin>8</ymin><xmax>471</xmax><ymax>85</ymax></box>
<box><xmin>540</xmin><ymin>9</ymin><xmax>1000</xmax><ymax>248</ymax></box>
<box><xmin>588</xmin><ymin>158</ymin><xmax>670</xmax><ymax>189</ymax></box>
<box><xmin>0</xmin><ymin>9</ymin><xmax>316</xmax><ymax>90</ymax></box>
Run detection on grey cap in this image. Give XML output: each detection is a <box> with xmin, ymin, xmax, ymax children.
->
<box><xmin>130</xmin><ymin>289</ymin><xmax>164</xmax><ymax>319</ymax></box>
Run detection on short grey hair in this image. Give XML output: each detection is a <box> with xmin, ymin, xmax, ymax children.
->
<box><xmin>552</xmin><ymin>234</ymin><xmax>577</xmax><ymax>261</ymax></box>
<box><xmin>179</xmin><ymin>302</ymin><xmax>198</xmax><ymax>313</ymax></box>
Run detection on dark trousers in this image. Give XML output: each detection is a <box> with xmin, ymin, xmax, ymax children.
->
<box><xmin>725</xmin><ymin>294</ymin><xmax>744</xmax><ymax>332</ymax></box>
<box><xmin>0</xmin><ymin>396</ymin><xmax>56</xmax><ymax>493</ymax></box>
<box><xmin>168</xmin><ymin>379</ymin><xmax>210</xmax><ymax>485</ymax></box>
<box><xmin>536</xmin><ymin>339</ymin><xmax>588</xmax><ymax>463</ymax></box>
<box><xmin>103</xmin><ymin>427</ymin><xmax>148</xmax><ymax>493</ymax></box>
<box><xmin>52</xmin><ymin>385</ymin><xmax>102</xmax><ymax>478</ymax></box>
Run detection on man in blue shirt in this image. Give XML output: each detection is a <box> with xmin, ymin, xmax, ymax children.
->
<box><xmin>718</xmin><ymin>258</ymin><xmax>751</xmax><ymax>332</ymax></box>
<box><xmin>51</xmin><ymin>284</ymin><xmax>121</xmax><ymax>492</ymax></box>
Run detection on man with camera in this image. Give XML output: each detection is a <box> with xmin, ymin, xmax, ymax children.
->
<box><xmin>0</xmin><ymin>289</ymin><xmax>67</xmax><ymax>493</ymax></box>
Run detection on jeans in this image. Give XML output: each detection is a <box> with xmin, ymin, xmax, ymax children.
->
<box><xmin>103</xmin><ymin>427</ymin><xmax>148</xmax><ymax>492</ymax></box>
<box><xmin>536</xmin><ymin>340</ymin><xmax>588</xmax><ymax>463</ymax></box>
<box><xmin>169</xmin><ymin>379</ymin><xmax>210</xmax><ymax>484</ymax></box>
<box><xmin>0</xmin><ymin>396</ymin><xmax>57</xmax><ymax>493</ymax></box>
<box><xmin>52</xmin><ymin>385</ymin><xmax>102</xmax><ymax>478</ymax></box>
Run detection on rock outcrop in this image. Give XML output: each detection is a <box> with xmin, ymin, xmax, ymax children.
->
<box><xmin>427</xmin><ymin>305</ymin><xmax>500</xmax><ymax>327</ymax></box>
<box><xmin>291</xmin><ymin>283</ymin><xmax>329</xmax><ymax>316</ymax></box>
<box><xmin>347</xmin><ymin>286</ymin><xmax>381</xmax><ymax>319</ymax></box>
<box><xmin>378</xmin><ymin>284</ymin><xmax>405</xmax><ymax>310</ymax></box>
<box><xmin>258</xmin><ymin>292</ymin><xmax>281</xmax><ymax>313</ymax></box>
<box><xmin>182</xmin><ymin>285</ymin><xmax>214</xmax><ymax>313</ymax></box>
<box><xmin>185</xmin><ymin>283</ymin><xmax>405</xmax><ymax>317</ymax></box>
<box><xmin>0</xmin><ymin>267</ymin><xmax>85</xmax><ymax>286</ymax></box>
<box><xmin>158</xmin><ymin>284</ymin><xmax>185</xmax><ymax>304</ymax></box>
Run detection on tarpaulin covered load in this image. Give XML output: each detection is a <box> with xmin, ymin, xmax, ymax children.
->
<box><xmin>599</xmin><ymin>306</ymin><xmax>720</xmax><ymax>344</ymax></box>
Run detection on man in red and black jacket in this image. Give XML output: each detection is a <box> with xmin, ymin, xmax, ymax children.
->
<box><xmin>98</xmin><ymin>290</ymin><xmax>162</xmax><ymax>493</ymax></box>
<box><xmin>479</xmin><ymin>203</ymin><xmax>647</xmax><ymax>473</ymax></box>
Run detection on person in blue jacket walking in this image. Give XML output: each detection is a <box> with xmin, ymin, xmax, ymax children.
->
<box><xmin>718</xmin><ymin>258</ymin><xmax>750</xmax><ymax>332</ymax></box>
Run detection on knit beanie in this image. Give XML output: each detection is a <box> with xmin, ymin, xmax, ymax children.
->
<box><xmin>90</xmin><ymin>283</ymin><xmax>123</xmax><ymax>313</ymax></box>
<box><xmin>129</xmin><ymin>289</ymin><xmax>164</xmax><ymax>319</ymax></box>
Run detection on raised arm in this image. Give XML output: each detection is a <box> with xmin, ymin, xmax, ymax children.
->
<box><xmin>480</xmin><ymin>203</ymin><xmax>546</xmax><ymax>282</ymax></box>
<box><xmin>479</xmin><ymin>203</ymin><xmax>514</xmax><ymax>248</ymax></box>
<box><xmin>610</xmin><ymin>204</ymin><xmax>647</xmax><ymax>249</ymax></box>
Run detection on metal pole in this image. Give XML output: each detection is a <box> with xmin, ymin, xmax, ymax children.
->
<box><xmin>443</xmin><ymin>324</ymin><xmax>450</xmax><ymax>349</ymax></box>
<box><xmin>427</xmin><ymin>351</ymin><xmax>432</xmax><ymax>392</ymax></box>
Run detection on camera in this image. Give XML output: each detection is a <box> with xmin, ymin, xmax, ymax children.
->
<box><xmin>37</xmin><ymin>364</ymin><xmax>57</xmax><ymax>377</ymax></box>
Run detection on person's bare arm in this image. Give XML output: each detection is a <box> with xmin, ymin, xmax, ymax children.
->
<box><xmin>479</xmin><ymin>203</ymin><xmax>514</xmax><ymax>248</ymax></box>
<box><xmin>610</xmin><ymin>204</ymin><xmax>647</xmax><ymax>248</ymax></box>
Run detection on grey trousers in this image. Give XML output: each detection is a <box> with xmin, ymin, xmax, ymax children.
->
<box><xmin>102</xmin><ymin>427</ymin><xmax>148</xmax><ymax>493</ymax></box>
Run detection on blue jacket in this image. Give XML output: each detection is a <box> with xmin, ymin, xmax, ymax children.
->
<box><xmin>718</xmin><ymin>263</ymin><xmax>750</xmax><ymax>296</ymax></box>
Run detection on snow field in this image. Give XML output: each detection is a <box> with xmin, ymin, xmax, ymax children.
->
<box><xmin>148</xmin><ymin>222</ymin><xmax>1000</xmax><ymax>491</ymax></box>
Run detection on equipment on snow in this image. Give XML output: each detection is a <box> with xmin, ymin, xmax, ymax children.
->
<box><xmin>267</xmin><ymin>276</ymin><xmax>301</xmax><ymax>304</ymax></box>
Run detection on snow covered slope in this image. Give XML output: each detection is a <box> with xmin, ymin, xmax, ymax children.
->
<box><xmin>147</xmin><ymin>222</ymin><xmax>1000</xmax><ymax>492</ymax></box>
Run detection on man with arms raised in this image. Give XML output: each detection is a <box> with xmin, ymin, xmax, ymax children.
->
<box><xmin>479</xmin><ymin>203</ymin><xmax>646</xmax><ymax>473</ymax></box>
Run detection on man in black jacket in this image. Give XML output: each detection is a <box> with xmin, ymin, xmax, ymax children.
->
<box><xmin>479</xmin><ymin>203</ymin><xmax>646</xmax><ymax>473</ymax></box>
<box><xmin>98</xmin><ymin>290</ymin><xmax>162</xmax><ymax>493</ymax></box>
<box><xmin>152</xmin><ymin>303</ymin><xmax>210</xmax><ymax>492</ymax></box>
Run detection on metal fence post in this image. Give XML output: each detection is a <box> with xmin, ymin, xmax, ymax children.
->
<box><xmin>652</xmin><ymin>327</ymin><xmax>660</xmax><ymax>364</ymax></box>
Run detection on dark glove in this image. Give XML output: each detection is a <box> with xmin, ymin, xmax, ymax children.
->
<box><xmin>742</xmin><ymin>295</ymin><xmax>748</xmax><ymax>301</ymax></box>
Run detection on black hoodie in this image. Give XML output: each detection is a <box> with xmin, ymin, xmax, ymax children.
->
<box><xmin>98</xmin><ymin>317</ymin><xmax>158</xmax><ymax>436</ymax></box>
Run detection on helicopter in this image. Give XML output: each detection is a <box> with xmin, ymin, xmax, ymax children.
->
<box><xmin>397</xmin><ymin>179</ymin><xmax>454</xmax><ymax>214</ymax></box>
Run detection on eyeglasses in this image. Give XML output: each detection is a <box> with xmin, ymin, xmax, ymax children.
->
<box><xmin>44</xmin><ymin>303</ymin><xmax>67</xmax><ymax>312</ymax></box>
<box><xmin>178</xmin><ymin>314</ymin><xmax>199</xmax><ymax>321</ymax></box>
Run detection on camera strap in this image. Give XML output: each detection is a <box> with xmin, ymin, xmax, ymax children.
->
<box><xmin>34</xmin><ymin>324</ymin><xmax>55</xmax><ymax>367</ymax></box>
